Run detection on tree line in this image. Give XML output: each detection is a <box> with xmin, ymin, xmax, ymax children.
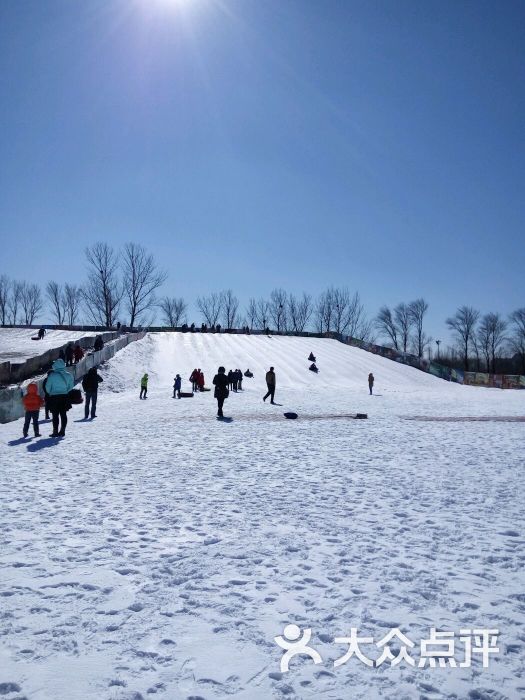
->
<box><xmin>0</xmin><ymin>242</ymin><xmax>523</xmax><ymax>373</ymax></box>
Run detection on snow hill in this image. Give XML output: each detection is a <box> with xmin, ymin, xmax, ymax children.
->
<box><xmin>103</xmin><ymin>331</ymin><xmax>451</xmax><ymax>396</ymax></box>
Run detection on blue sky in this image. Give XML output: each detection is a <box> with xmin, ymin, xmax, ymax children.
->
<box><xmin>0</xmin><ymin>0</ymin><xmax>523</xmax><ymax>343</ymax></box>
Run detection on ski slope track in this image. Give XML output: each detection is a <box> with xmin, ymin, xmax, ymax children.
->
<box><xmin>0</xmin><ymin>332</ymin><xmax>524</xmax><ymax>700</ymax></box>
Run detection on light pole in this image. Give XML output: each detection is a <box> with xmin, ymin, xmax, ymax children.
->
<box><xmin>436</xmin><ymin>339</ymin><xmax>441</xmax><ymax>361</ymax></box>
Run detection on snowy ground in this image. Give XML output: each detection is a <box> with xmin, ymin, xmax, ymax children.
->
<box><xmin>0</xmin><ymin>329</ymin><xmax>101</xmax><ymax>364</ymax></box>
<box><xmin>0</xmin><ymin>333</ymin><xmax>524</xmax><ymax>700</ymax></box>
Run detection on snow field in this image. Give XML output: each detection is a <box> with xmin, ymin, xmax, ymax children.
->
<box><xmin>0</xmin><ymin>332</ymin><xmax>523</xmax><ymax>700</ymax></box>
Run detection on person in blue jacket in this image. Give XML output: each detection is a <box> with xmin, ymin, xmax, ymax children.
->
<box><xmin>173</xmin><ymin>374</ymin><xmax>182</xmax><ymax>398</ymax></box>
<box><xmin>46</xmin><ymin>358</ymin><xmax>74</xmax><ymax>437</ymax></box>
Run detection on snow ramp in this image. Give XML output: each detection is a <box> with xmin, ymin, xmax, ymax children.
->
<box><xmin>101</xmin><ymin>331</ymin><xmax>459</xmax><ymax>396</ymax></box>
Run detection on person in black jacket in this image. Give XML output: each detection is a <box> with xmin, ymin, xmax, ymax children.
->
<box><xmin>42</xmin><ymin>369</ymin><xmax>52</xmax><ymax>420</ymax></box>
<box><xmin>65</xmin><ymin>342</ymin><xmax>74</xmax><ymax>367</ymax></box>
<box><xmin>82</xmin><ymin>367</ymin><xmax>103</xmax><ymax>419</ymax></box>
<box><xmin>212</xmin><ymin>366</ymin><xmax>229</xmax><ymax>418</ymax></box>
<box><xmin>94</xmin><ymin>335</ymin><xmax>104</xmax><ymax>352</ymax></box>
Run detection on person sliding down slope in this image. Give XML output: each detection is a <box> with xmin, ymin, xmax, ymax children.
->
<box><xmin>309</xmin><ymin>363</ymin><xmax>319</xmax><ymax>373</ymax></box>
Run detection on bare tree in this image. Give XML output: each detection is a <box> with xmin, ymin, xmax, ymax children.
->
<box><xmin>408</xmin><ymin>298</ymin><xmax>429</xmax><ymax>357</ymax></box>
<box><xmin>246</xmin><ymin>298</ymin><xmax>258</xmax><ymax>330</ymax></box>
<box><xmin>269</xmin><ymin>288</ymin><xmax>288</xmax><ymax>332</ymax></box>
<box><xmin>83</xmin><ymin>243</ymin><xmax>122</xmax><ymax>327</ymax></box>
<box><xmin>508</xmin><ymin>308</ymin><xmax>525</xmax><ymax>373</ymax></box>
<box><xmin>46</xmin><ymin>281</ymin><xmax>65</xmax><ymax>324</ymax></box>
<box><xmin>478</xmin><ymin>312</ymin><xmax>507</xmax><ymax>373</ymax></box>
<box><xmin>64</xmin><ymin>284</ymin><xmax>83</xmax><ymax>326</ymax></box>
<box><xmin>20</xmin><ymin>283</ymin><xmax>43</xmax><ymax>324</ymax></box>
<box><xmin>197</xmin><ymin>292</ymin><xmax>223</xmax><ymax>326</ymax></box>
<box><xmin>221</xmin><ymin>289</ymin><xmax>239</xmax><ymax>329</ymax></box>
<box><xmin>122</xmin><ymin>243</ymin><xmax>167</xmax><ymax>328</ymax></box>
<box><xmin>394</xmin><ymin>303</ymin><xmax>412</xmax><ymax>352</ymax></box>
<box><xmin>344</xmin><ymin>291</ymin><xmax>371</xmax><ymax>340</ymax></box>
<box><xmin>255</xmin><ymin>298</ymin><xmax>270</xmax><ymax>330</ymax></box>
<box><xmin>288</xmin><ymin>292</ymin><xmax>313</xmax><ymax>332</ymax></box>
<box><xmin>0</xmin><ymin>275</ymin><xmax>10</xmax><ymax>325</ymax></box>
<box><xmin>446</xmin><ymin>305</ymin><xmax>480</xmax><ymax>370</ymax></box>
<box><xmin>159</xmin><ymin>296</ymin><xmax>187</xmax><ymax>327</ymax></box>
<box><xmin>8</xmin><ymin>280</ymin><xmax>24</xmax><ymax>324</ymax></box>
<box><xmin>315</xmin><ymin>288</ymin><xmax>335</xmax><ymax>333</ymax></box>
<box><xmin>375</xmin><ymin>306</ymin><xmax>399</xmax><ymax>349</ymax></box>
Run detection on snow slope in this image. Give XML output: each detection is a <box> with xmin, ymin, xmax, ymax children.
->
<box><xmin>0</xmin><ymin>328</ymin><xmax>100</xmax><ymax>364</ymax></box>
<box><xmin>0</xmin><ymin>332</ymin><xmax>524</xmax><ymax>700</ymax></box>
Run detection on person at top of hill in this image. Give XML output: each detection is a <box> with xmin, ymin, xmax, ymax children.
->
<box><xmin>38</xmin><ymin>327</ymin><xmax>46</xmax><ymax>340</ymax></box>
<box><xmin>309</xmin><ymin>363</ymin><xmax>319</xmax><ymax>373</ymax></box>
<box><xmin>82</xmin><ymin>367</ymin><xmax>103</xmax><ymax>419</ymax></box>
<box><xmin>308</xmin><ymin>352</ymin><xmax>316</xmax><ymax>362</ymax></box>
<box><xmin>140</xmin><ymin>373</ymin><xmax>149</xmax><ymax>399</ymax></box>
<box><xmin>263</xmin><ymin>366</ymin><xmax>276</xmax><ymax>404</ymax></box>
<box><xmin>368</xmin><ymin>373</ymin><xmax>374</xmax><ymax>395</ymax></box>
<box><xmin>21</xmin><ymin>383</ymin><xmax>44</xmax><ymax>438</ymax></box>
<box><xmin>173</xmin><ymin>374</ymin><xmax>182</xmax><ymax>398</ymax></box>
<box><xmin>46</xmin><ymin>358</ymin><xmax>74</xmax><ymax>437</ymax></box>
<box><xmin>189</xmin><ymin>369</ymin><xmax>198</xmax><ymax>392</ymax></box>
<box><xmin>213</xmin><ymin>366</ymin><xmax>230</xmax><ymax>418</ymax></box>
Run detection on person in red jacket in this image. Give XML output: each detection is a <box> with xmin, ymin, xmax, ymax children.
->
<box><xmin>197</xmin><ymin>369</ymin><xmax>205</xmax><ymax>391</ymax></box>
<box><xmin>189</xmin><ymin>369</ymin><xmax>198</xmax><ymax>393</ymax></box>
<box><xmin>22</xmin><ymin>383</ymin><xmax>44</xmax><ymax>438</ymax></box>
<box><xmin>74</xmin><ymin>343</ymin><xmax>84</xmax><ymax>364</ymax></box>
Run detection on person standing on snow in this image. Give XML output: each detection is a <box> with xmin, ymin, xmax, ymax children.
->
<box><xmin>42</xmin><ymin>369</ymin><xmax>52</xmax><ymax>420</ymax></box>
<box><xmin>46</xmin><ymin>358</ymin><xmax>74</xmax><ymax>437</ymax></box>
<box><xmin>140</xmin><ymin>373</ymin><xmax>149</xmax><ymax>399</ymax></box>
<box><xmin>213</xmin><ymin>366</ymin><xmax>230</xmax><ymax>418</ymax></box>
<box><xmin>237</xmin><ymin>369</ymin><xmax>243</xmax><ymax>391</ymax></box>
<box><xmin>38</xmin><ymin>327</ymin><xmax>46</xmax><ymax>340</ymax></box>
<box><xmin>21</xmin><ymin>383</ymin><xmax>44</xmax><ymax>438</ymax></box>
<box><xmin>82</xmin><ymin>367</ymin><xmax>103</xmax><ymax>419</ymax></box>
<box><xmin>65</xmin><ymin>342</ymin><xmax>75</xmax><ymax>367</ymax></box>
<box><xmin>189</xmin><ymin>369</ymin><xmax>198</xmax><ymax>393</ymax></box>
<box><xmin>197</xmin><ymin>369</ymin><xmax>205</xmax><ymax>392</ymax></box>
<box><xmin>74</xmin><ymin>343</ymin><xmax>84</xmax><ymax>364</ymax></box>
<box><xmin>228</xmin><ymin>369</ymin><xmax>234</xmax><ymax>391</ymax></box>
<box><xmin>368</xmin><ymin>373</ymin><xmax>374</xmax><ymax>395</ymax></box>
<box><xmin>173</xmin><ymin>374</ymin><xmax>182</xmax><ymax>398</ymax></box>
<box><xmin>263</xmin><ymin>366</ymin><xmax>276</xmax><ymax>404</ymax></box>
